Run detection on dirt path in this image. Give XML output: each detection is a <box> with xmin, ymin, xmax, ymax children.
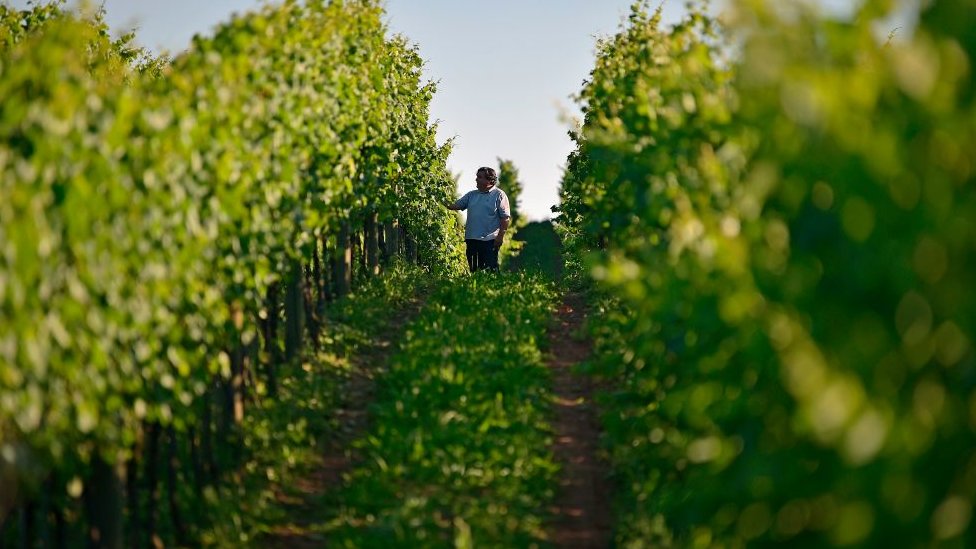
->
<box><xmin>547</xmin><ymin>293</ymin><xmax>613</xmax><ymax>548</ymax></box>
<box><xmin>263</xmin><ymin>297</ymin><xmax>424</xmax><ymax>547</ymax></box>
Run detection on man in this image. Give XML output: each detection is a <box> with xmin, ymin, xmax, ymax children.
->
<box><xmin>443</xmin><ymin>166</ymin><xmax>511</xmax><ymax>272</ymax></box>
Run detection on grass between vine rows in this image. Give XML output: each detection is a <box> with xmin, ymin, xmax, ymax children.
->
<box><xmin>308</xmin><ymin>272</ymin><xmax>560</xmax><ymax>547</ymax></box>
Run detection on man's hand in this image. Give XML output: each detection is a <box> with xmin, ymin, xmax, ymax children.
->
<box><xmin>494</xmin><ymin>217</ymin><xmax>510</xmax><ymax>248</ymax></box>
<box><xmin>443</xmin><ymin>199</ymin><xmax>458</xmax><ymax>211</ymax></box>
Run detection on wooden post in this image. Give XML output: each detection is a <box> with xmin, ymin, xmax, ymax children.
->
<box><xmin>39</xmin><ymin>477</ymin><xmax>52</xmax><ymax>548</ymax></box>
<box><xmin>189</xmin><ymin>425</ymin><xmax>204</xmax><ymax>497</ymax></box>
<box><xmin>166</xmin><ymin>426</ymin><xmax>188</xmax><ymax>546</ymax></box>
<box><xmin>85</xmin><ymin>455</ymin><xmax>123</xmax><ymax>549</ymax></box>
<box><xmin>383</xmin><ymin>218</ymin><xmax>399</xmax><ymax>264</ymax></box>
<box><xmin>54</xmin><ymin>497</ymin><xmax>67</xmax><ymax>549</ymax></box>
<box><xmin>0</xmin><ymin>484</ymin><xmax>18</xmax><ymax>540</ymax></box>
<box><xmin>218</xmin><ymin>366</ymin><xmax>234</xmax><ymax>460</ymax></box>
<box><xmin>318</xmin><ymin>234</ymin><xmax>332</xmax><ymax>308</ymax></box>
<box><xmin>263</xmin><ymin>283</ymin><xmax>280</xmax><ymax>397</ymax></box>
<box><xmin>284</xmin><ymin>259</ymin><xmax>305</xmax><ymax>362</ymax></box>
<box><xmin>303</xmin><ymin>263</ymin><xmax>318</xmax><ymax>347</ymax></box>
<box><xmin>356</xmin><ymin>230</ymin><xmax>366</xmax><ymax>285</ymax></box>
<box><xmin>125</xmin><ymin>435</ymin><xmax>141</xmax><ymax>548</ymax></box>
<box><xmin>144</xmin><ymin>422</ymin><xmax>161</xmax><ymax>549</ymax></box>
<box><xmin>378</xmin><ymin>223</ymin><xmax>386</xmax><ymax>264</ymax></box>
<box><xmin>17</xmin><ymin>502</ymin><xmax>33</xmax><ymax>549</ymax></box>
<box><xmin>405</xmin><ymin>230</ymin><xmax>418</xmax><ymax>264</ymax></box>
<box><xmin>349</xmin><ymin>229</ymin><xmax>359</xmax><ymax>289</ymax></box>
<box><xmin>311</xmin><ymin>237</ymin><xmax>323</xmax><ymax>305</ymax></box>
<box><xmin>333</xmin><ymin>222</ymin><xmax>352</xmax><ymax>298</ymax></box>
<box><xmin>365</xmin><ymin>211</ymin><xmax>380</xmax><ymax>275</ymax></box>
<box><xmin>229</xmin><ymin>301</ymin><xmax>246</xmax><ymax>427</ymax></box>
<box><xmin>201</xmin><ymin>388</ymin><xmax>217</xmax><ymax>483</ymax></box>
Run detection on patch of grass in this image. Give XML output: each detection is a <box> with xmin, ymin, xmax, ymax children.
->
<box><xmin>321</xmin><ymin>272</ymin><xmax>560</xmax><ymax>547</ymax></box>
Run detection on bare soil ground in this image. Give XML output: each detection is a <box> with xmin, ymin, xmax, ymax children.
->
<box><xmin>547</xmin><ymin>293</ymin><xmax>613</xmax><ymax>548</ymax></box>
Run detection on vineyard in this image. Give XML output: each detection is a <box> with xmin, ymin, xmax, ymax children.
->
<box><xmin>1</xmin><ymin>0</ymin><xmax>974</xmax><ymax>548</ymax></box>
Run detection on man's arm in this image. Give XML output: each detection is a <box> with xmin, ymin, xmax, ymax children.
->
<box><xmin>493</xmin><ymin>191</ymin><xmax>512</xmax><ymax>247</ymax></box>
<box><xmin>493</xmin><ymin>216</ymin><xmax>511</xmax><ymax>247</ymax></box>
<box><xmin>443</xmin><ymin>192</ymin><xmax>468</xmax><ymax>211</ymax></box>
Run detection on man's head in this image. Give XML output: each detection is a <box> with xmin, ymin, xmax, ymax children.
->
<box><xmin>475</xmin><ymin>166</ymin><xmax>497</xmax><ymax>193</ymax></box>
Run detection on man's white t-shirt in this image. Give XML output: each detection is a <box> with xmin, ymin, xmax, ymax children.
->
<box><xmin>453</xmin><ymin>187</ymin><xmax>511</xmax><ymax>241</ymax></box>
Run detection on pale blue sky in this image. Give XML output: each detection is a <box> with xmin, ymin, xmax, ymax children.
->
<box><xmin>8</xmin><ymin>1</ymin><xmax>916</xmax><ymax>220</ymax></box>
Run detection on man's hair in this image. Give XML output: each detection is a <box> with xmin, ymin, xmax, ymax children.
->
<box><xmin>477</xmin><ymin>166</ymin><xmax>498</xmax><ymax>184</ymax></box>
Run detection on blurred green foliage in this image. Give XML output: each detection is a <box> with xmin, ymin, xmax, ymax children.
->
<box><xmin>558</xmin><ymin>0</ymin><xmax>976</xmax><ymax>545</ymax></box>
<box><xmin>0</xmin><ymin>0</ymin><xmax>464</xmax><ymax>540</ymax></box>
<box><xmin>507</xmin><ymin>221</ymin><xmax>564</xmax><ymax>279</ymax></box>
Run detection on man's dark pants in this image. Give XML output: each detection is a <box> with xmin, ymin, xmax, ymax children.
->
<box><xmin>465</xmin><ymin>239</ymin><xmax>499</xmax><ymax>272</ymax></box>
